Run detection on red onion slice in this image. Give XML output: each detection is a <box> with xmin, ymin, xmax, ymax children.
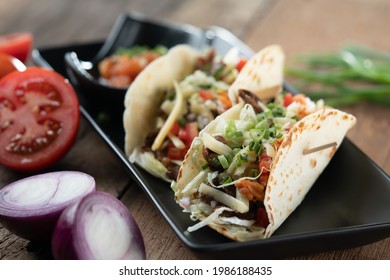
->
<box><xmin>52</xmin><ymin>191</ymin><xmax>146</xmax><ymax>260</ymax></box>
<box><xmin>0</xmin><ymin>171</ymin><xmax>96</xmax><ymax>242</ymax></box>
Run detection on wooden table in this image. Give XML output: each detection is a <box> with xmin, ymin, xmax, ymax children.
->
<box><xmin>1</xmin><ymin>0</ymin><xmax>389</xmax><ymax>260</ymax></box>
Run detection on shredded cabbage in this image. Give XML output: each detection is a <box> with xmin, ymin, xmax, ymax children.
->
<box><xmin>199</xmin><ymin>183</ymin><xmax>249</xmax><ymax>213</ymax></box>
<box><xmin>202</xmin><ymin>132</ymin><xmax>233</xmax><ymax>155</ymax></box>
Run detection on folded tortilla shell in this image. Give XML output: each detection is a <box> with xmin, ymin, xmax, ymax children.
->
<box><xmin>175</xmin><ymin>105</ymin><xmax>356</xmax><ymax>241</ymax></box>
<box><xmin>123</xmin><ymin>45</ymin><xmax>199</xmax><ymax>156</ymax></box>
<box><xmin>228</xmin><ymin>45</ymin><xmax>285</xmax><ymax>104</ymax></box>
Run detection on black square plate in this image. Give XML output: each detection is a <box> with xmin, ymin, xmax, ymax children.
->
<box><xmin>32</xmin><ymin>13</ymin><xmax>390</xmax><ymax>259</ymax></box>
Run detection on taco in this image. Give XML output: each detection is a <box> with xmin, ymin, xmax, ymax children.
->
<box><xmin>172</xmin><ymin>92</ymin><xmax>356</xmax><ymax>241</ymax></box>
<box><xmin>124</xmin><ymin>44</ymin><xmax>284</xmax><ymax>182</ymax></box>
<box><xmin>228</xmin><ymin>44</ymin><xmax>285</xmax><ymax>104</ymax></box>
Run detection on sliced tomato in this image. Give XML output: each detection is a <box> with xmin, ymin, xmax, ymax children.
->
<box><xmin>0</xmin><ymin>53</ymin><xmax>26</xmax><ymax>79</ymax></box>
<box><xmin>0</xmin><ymin>33</ymin><xmax>33</xmax><ymax>63</ymax></box>
<box><xmin>0</xmin><ymin>67</ymin><xmax>80</xmax><ymax>172</ymax></box>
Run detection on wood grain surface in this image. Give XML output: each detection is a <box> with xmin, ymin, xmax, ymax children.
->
<box><xmin>0</xmin><ymin>0</ymin><xmax>389</xmax><ymax>260</ymax></box>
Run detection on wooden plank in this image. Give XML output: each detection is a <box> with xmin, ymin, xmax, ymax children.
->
<box><xmin>121</xmin><ymin>183</ymin><xmax>197</xmax><ymax>260</ymax></box>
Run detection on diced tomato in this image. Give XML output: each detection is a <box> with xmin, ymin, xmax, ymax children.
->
<box><xmin>142</xmin><ymin>51</ymin><xmax>160</xmax><ymax>63</ymax></box>
<box><xmin>170</xmin><ymin>120</ymin><xmax>180</xmax><ymax>135</ymax></box>
<box><xmin>178</xmin><ymin>122</ymin><xmax>199</xmax><ymax>147</ymax></box>
<box><xmin>167</xmin><ymin>146</ymin><xmax>186</xmax><ymax>160</ymax></box>
<box><xmin>167</xmin><ymin>122</ymin><xmax>199</xmax><ymax>161</ymax></box>
<box><xmin>283</xmin><ymin>92</ymin><xmax>294</xmax><ymax>107</ymax></box>
<box><xmin>98</xmin><ymin>49</ymin><xmax>162</xmax><ymax>88</ymax></box>
<box><xmin>258</xmin><ymin>155</ymin><xmax>272</xmax><ymax>174</ymax></box>
<box><xmin>236</xmin><ymin>58</ymin><xmax>247</xmax><ymax>72</ymax></box>
<box><xmin>256</xmin><ymin>207</ymin><xmax>270</xmax><ymax>228</ymax></box>
<box><xmin>198</xmin><ymin>89</ymin><xmax>214</xmax><ymax>100</ymax></box>
<box><xmin>293</xmin><ymin>94</ymin><xmax>307</xmax><ymax>105</ymax></box>
<box><xmin>284</xmin><ymin>92</ymin><xmax>307</xmax><ymax>107</ymax></box>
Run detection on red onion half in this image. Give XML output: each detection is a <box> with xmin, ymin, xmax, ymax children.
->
<box><xmin>0</xmin><ymin>171</ymin><xmax>96</xmax><ymax>243</ymax></box>
<box><xmin>52</xmin><ymin>191</ymin><xmax>146</xmax><ymax>260</ymax></box>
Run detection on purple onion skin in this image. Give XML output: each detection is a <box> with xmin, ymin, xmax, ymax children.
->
<box><xmin>51</xmin><ymin>202</ymin><xmax>79</xmax><ymax>259</ymax></box>
<box><xmin>0</xmin><ymin>171</ymin><xmax>96</xmax><ymax>243</ymax></box>
<box><xmin>52</xmin><ymin>191</ymin><xmax>146</xmax><ymax>260</ymax></box>
<box><xmin>0</xmin><ymin>209</ymin><xmax>65</xmax><ymax>243</ymax></box>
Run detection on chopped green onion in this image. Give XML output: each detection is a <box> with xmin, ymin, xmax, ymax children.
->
<box><xmin>218</xmin><ymin>155</ymin><xmax>230</xmax><ymax>169</ymax></box>
<box><xmin>271</xmin><ymin>105</ymin><xmax>285</xmax><ymax>117</ymax></box>
<box><xmin>255</xmin><ymin>119</ymin><xmax>270</xmax><ymax>130</ymax></box>
<box><xmin>222</xmin><ymin>176</ymin><xmax>233</xmax><ymax>184</ymax></box>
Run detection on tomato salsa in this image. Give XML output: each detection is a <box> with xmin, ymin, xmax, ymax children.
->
<box><xmin>98</xmin><ymin>45</ymin><xmax>167</xmax><ymax>88</ymax></box>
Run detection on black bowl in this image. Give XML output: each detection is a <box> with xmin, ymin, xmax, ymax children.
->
<box><xmin>64</xmin><ymin>12</ymin><xmax>254</xmax><ymax>109</ymax></box>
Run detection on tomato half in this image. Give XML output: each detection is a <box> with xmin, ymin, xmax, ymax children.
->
<box><xmin>0</xmin><ymin>53</ymin><xmax>26</xmax><ymax>79</ymax></box>
<box><xmin>0</xmin><ymin>67</ymin><xmax>80</xmax><ymax>172</ymax></box>
<box><xmin>0</xmin><ymin>33</ymin><xmax>33</xmax><ymax>63</ymax></box>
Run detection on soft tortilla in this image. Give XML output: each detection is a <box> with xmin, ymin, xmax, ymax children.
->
<box><xmin>228</xmin><ymin>45</ymin><xmax>285</xmax><ymax>104</ymax></box>
<box><xmin>123</xmin><ymin>44</ymin><xmax>284</xmax><ymax>182</ymax></box>
<box><xmin>175</xmin><ymin>104</ymin><xmax>356</xmax><ymax>241</ymax></box>
<box><xmin>123</xmin><ymin>45</ymin><xmax>199</xmax><ymax>176</ymax></box>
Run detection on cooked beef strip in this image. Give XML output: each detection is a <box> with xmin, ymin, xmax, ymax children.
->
<box><xmin>202</xmin><ymin>135</ymin><xmax>227</xmax><ymax>171</ymax></box>
<box><xmin>238</xmin><ymin>89</ymin><xmax>263</xmax><ymax>114</ymax></box>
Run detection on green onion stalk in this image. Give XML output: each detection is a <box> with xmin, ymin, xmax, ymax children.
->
<box><xmin>285</xmin><ymin>45</ymin><xmax>390</xmax><ymax>107</ymax></box>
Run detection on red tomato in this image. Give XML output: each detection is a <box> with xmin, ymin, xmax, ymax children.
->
<box><xmin>167</xmin><ymin>146</ymin><xmax>186</xmax><ymax>160</ymax></box>
<box><xmin>0</xmin><ymin>53</ymin><xmax>26</xmax><ymax>79</ymax></box>
<box><xmin>178</xmin><ymin>122</ymin><xmax>199</xmax><ymax>147</ymax></box>
<box><xmin>198</xmin><ymin>89</ymin><xmax>213</xmax><ymax>100</ymax></box>
<box><xmin>236</xmin><ymin>58</ymin><xmax>247</xmax><ymax>72</ymax></box>
<box><xmin>0</xmin><ymin>33</ymin><xmax>33</xmax><ymax>63</ymax></box>
<box><xmin>169</xmin><ymin>120</ymin><xmax>180</xmax><ymax>135</ymax></box>
<box><xmin>0</xmin><ymin>67</ymin><xmax>80</xmax><ymax>172</ymax></box>
<box><xmin>258</xmin><ymin>154</ymin><xmax>272</xmax><ymax>174</ymax></box>
<box><xmin>283</xmin><ymin>92</ymin><xmax>294</xmax><ymax>107</ymax></box>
